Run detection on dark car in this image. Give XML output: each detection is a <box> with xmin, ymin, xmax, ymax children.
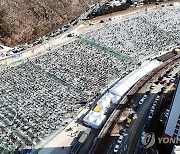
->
<box><xmin>158</xmin><ymin>77</ymin><xmax>163</xmax><ymax>81</ymax></box>
<box><xmin>134</xmin><ymin>105</ymin><xmax>139</xmax><ymax>112</ymax></box>
<box><xmin>120</xmin><ymin>128</ymin><xmax>127</xmax><ymax>135</ymax></box>
<box><xmin>129</xmin><ymin>113</ymin><xmax>135</xmax><ymax>119</ymax></box>
<box><xmin>155</xmin><ymin>80</ymin><xmax>159</xmax><ymax>85</ymax></box>
<box><xmin>146</xmin><ymin>90</ymin><xmax>151</xmax><ymax>95</ymax></box>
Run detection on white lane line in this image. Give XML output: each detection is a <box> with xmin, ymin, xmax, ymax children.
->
<box><xmin>124</xmin><ymin>136</ymin><xmax>128</xmax><ymax>143</ymax></box>
<box><xmin>130</xmin><ymin>125</ymin><xmax>134</xmax><ymax>132</ymax></box>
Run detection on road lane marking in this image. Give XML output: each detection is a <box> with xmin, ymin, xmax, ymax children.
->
<box><xmin>124</xmin><ymin>136</ymin><xmax>128</xmax><ymax>143</ymax></box>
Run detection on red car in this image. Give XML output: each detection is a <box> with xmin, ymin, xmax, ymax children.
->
<box><xmin>161</xmin><ymin>80</ymin><xmax>167</xmax><ymax>85</ymax></box>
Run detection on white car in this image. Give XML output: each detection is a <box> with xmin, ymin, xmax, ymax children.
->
<box><xmin>114</xmin><ymin>143</ymin><xmax>120</xmax><ymax>153</ymax></box>
<box><xmin>155</xmin><ymin>95</ymin><xmax>160</xmax><ymax>101</ymax></box>
<box><xmin>152</xmin><ymin>100</ymin><xmax>158</xmax><ymax>106</ymax></box>
<box><xmin>164</xmin><ymin>109</ymin><xmax>170</xmax><ymax>118</ymax></box>
<box><xmin>141</xmin><ymin>131</ymin><xmax>146</xmax><ymax>141</ymax></box>
<box><xmin>143</xmin><ymin>94</ymin><xmax>148</xmax><ymax>99</ymax></box>
<box><xmin>139</xmin><ymin>95</ymin><xmax>148</xmax><ymax>105</ymax></box>
<box><xmin>139</xmin><ymin>99</ymin><xmax>144</xmax><ymax>105</ymax></box>
<box><xmin>117</xmin><ymin>135</ymin><xmax>124</xmax><ymax>144</ymax></box>
<box><xmin>148</xmin><ymin>112</ymin><xmax>153</xmax><ymax>119</ymax></box>
<box><xmin>150</xmin><ymin>84</ymin><xmax>156</xmax><ymax>89</ymax></box>
<box><xmin>150</xmin><ymin>106</ymin><xmax>155</xmax><ymax>113</ymax></box>
<box><xmin>170</xmin><ymin>78</ymin><xmax>175</xmax><ymax>83</ymax></box>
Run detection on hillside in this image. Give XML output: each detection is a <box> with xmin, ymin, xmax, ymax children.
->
<box><xmin>0</xmin><ymin>0</ymin><xmax>99</xmax><ymax>46</ymax></box>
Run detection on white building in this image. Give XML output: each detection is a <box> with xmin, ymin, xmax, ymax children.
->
<box><xmin>165</xmin><ymin>79</ymin><xmax>180</xmax><ymax>141</ymax></box>
<box><xmin>83</xmin><ymin>60</ymin><xmax>162</xmax><ymax>129</ymax></box>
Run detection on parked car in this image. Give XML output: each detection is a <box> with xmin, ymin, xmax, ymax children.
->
<box><xmin>146</xmin><ymin>90</ymin><xmax>151</xmax><ymax>95</ymax></box>
<box><xmin>129</xmin><ymin>113</ymin><xmax>135</xmax><ymax>119</ymax></box>
<box><xmin>150</xmin><ymin>106</ymin><xmax>155</xmax><ymax>112</ymax></box>
<box><xmin>155</xmin><ymin>80</ymin><xmax>160</xmax><ymax>85</ymax></box>
<box><xmin>155</xmin><ymin>95</ymin><xmax>160</xmax><ymax>101</ymax></box>
<box><xmin>152</xmin><ymin>100</ymin><xmax>158</xmax><ymax>106</ymax></box>
<box><xmin>126</xmin><ymin>118</ymin><xmax>132</xmax><ymax>127</ymax></box>
<box><xmin>117</xmin><ymin>135</ymin><xmax>124</xmax><ymax>144</ymax></box>
<box><xmin>120</xmin><ymin>128</ymin><xmax>127</xmax><ymax>135</ymax></box>
<box><xmin>170</xmin><ymin>78</ymin><xmax>175</xmax><ymax>83</ymax></box>
<box><xmin>114</xmin><ymin>143</ymin><xmax>120</xmax><ymax>153</ymax></box>
<box><xmin>141</xmin><ymin>131</ymin><xmax>146</xmax><ymax>141</ymax></box>
<box><xmin>150</xmin><ymin>84</ymin><xmax>156</xmax><ymax>89</ymax></box>
<box><xmin>164</xmin><ymin>109</ymin><xmax>170</xmax><ymax>118</ymax></box>
<box><xmin>139</xmin><ymin>99</ymin><xmax>144</xmax><ymax>105</ymax></box>
<box><xmin>158</xmin><ymin>76</ymin><xmax>163</xmax><ymax>81</ymax></box>
<box><xmin>134</xmin><ymin>105</ymin><xmax>139</xmax><ymax>111</ymax></box>
<box><xmin>167</xmin><ymin>74</ymin><xmax>172</xmax><ymax>78</ymax></box>
<box><xmin>161</xmin><ymin>87</ymin><xmax>167</xmax><ymax>92</ymax></box>
<box><xmin>148</xmin><ymin>112</ymin><xmax>153</xmax><ymax>119</ymax></box>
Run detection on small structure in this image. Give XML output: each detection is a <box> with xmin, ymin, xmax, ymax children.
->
<box><xmin>83</xmin><ymin>111</ymin><xmax>106</xmax><ymax>129</ymax></box>
<box><xmin>0</xmin><ymin>45</ymin><xmax>12</xmax><ymax>59</ymax></box>
<box><xmin>71</xmin><ymin>128</ymin><xmax>91</xmax><ymax>154</ymax></box>
<box><xmin>173</xmin><ymin>48</ymin><xmax>180</xmax><ymax>55</ymax></box>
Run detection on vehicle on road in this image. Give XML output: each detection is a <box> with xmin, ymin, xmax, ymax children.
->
<box><xmin>126</xmin><ymin>118</ymin><xmax>132</xmax><ymax>127</ymax></box>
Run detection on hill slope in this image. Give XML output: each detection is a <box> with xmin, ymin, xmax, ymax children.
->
<box><xmin>0</xmin><ymin>0</ymin><xmax>99</xmax><ymax>46</ymax></box>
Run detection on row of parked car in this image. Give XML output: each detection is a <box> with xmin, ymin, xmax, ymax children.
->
<box><xmin>114</xmin><ymin>134</ymin><xmax>124</xmax><ymax>153</ymax></box>
<box><xmin>140</xmin><ymin>63</ymin><xmax>180</xmax><ymax>149</ymax></box>
<box><xmin>148</xmin><ymin>95</ymin><xmax>160</xmax><ymax>121</ymax></box>
<box><xmin>114</xmin><ymin>63</ymin><xmax>180</xmax><ymax>152</ymax></box>
<box><xmin>6</xmin><ymin>23</ymin><xmax>76</xmax><ymax>56</ymax></box>
<box><xmin>113</xmin><ymin>113</ymin><xmax>135</xmax><ymax>153</ymax></box>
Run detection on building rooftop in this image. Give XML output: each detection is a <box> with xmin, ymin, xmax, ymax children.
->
<box><xmin>165</xmin><ymin>78</ymin><xmax>180</xmax><ymax>141</ymax></box>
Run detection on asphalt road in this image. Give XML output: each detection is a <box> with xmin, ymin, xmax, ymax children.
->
<box><xmin>106</xmin><ymin>62</ymin><xmax>180</xmax><ymax>154</ymax></box>
<box><xmin>105</xmin><ymin>92</ymin><xmax>158</xmax><ymax>154</ymax></box>
<box><xmin>123</xmin><ymin>63</ymin><xmax>180</xmax><ymax>154</ymax></box>
<box><xmin>125</xmin><ymin>93</ymin><xmax>157</xmax><ymax>154</ymax></box>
